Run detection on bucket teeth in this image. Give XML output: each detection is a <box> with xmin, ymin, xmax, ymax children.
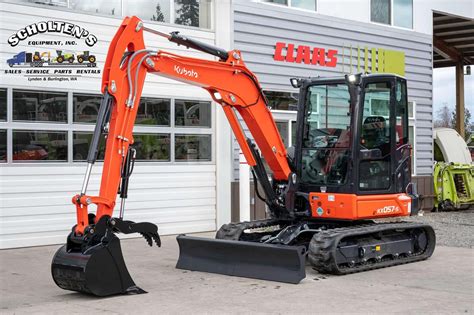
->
<box><xmin>152</xmin><ymin>233</ymin><xmax>161</xmax><ymax>247</ymax></box>
<box><xmin>139</xmin><ymin>232</ymin><xmax>161</xmax><ymax>247</ymax></box>
<box><xmin>140</xmin><ymin>232</ymin><xmax>153</xmax><ymax>247</ymax></box>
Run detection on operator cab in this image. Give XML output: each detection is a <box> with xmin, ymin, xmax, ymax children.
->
<box><xmin>294</xmin><ymin>73</ymin><xmax>411</xmax><ymax>196</ymax></box>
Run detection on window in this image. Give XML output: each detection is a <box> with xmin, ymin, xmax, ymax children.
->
<box><xmin>69</xmin><ymin>0</ymin><xmax>122</xmax><ymax>16</ymax></box>
<box><xmin>371</xmin><ymin>0</ymin><xmax>413</xmax><ymax>29</ymax></box>
<box><xmin>0</xmin><ymin>130</ymin><xmax>6</xmax><ymax>162</ymax></box>
<box><xmin>2</xmin><ymin>87</ymin><xmax>212</xmax><ymax>163</ymax></box>
<box><xmin>73</xmin><ymin>93</ymin><xmax>102</xmax><ymax>123</ymax></box>
<box><xmin>409</xmin><ymin>125</ymin><xmax>415</xmax><ymax>173</ymax></box>
<box><xmin>395</xmin><ymin>79</ymin><xmax>408</xmax><ymax>146</ymax></box>
<box><xmin>13</xmin><ymin>90</ymin><xmax>67</xmax><ymax>123</ymax></box>
<box><xmin>133</xmin><ymin>133</ymin><xmax>170</xmax><ymax>161</ymax></box>
<box><xmin>13</xmin><ymin>130</ymin><xmax>67</xmax><ymax>162</ymax></box>
<box><xmin>393</xmin><ymin>0</ymin><xmax>413</xmax><ymax>28</ymax></box>
<box><xmin>408</xmin><ymin>100</ymin><xmax>415</xmax><ymax>119</ymax></box>
<box><xmin>291</xmin><ymin>121</ymin><xmax>297</xmax><ymax>145</ymax></box>
<box><xmin>175</xmin><ymin>100</ymin><xmax>211</xmax><ymax>127</ymax></box>
<box><xmin>0</xmin><ymin>88</ymin><xmax>6</xmax><ymax>121</ymax></box>
<box><xmin>136</xmin><ymin>98</ymin><xmax>170</xmax><ymax>126</ymax></box>
<box><xmin>175</xmin><ymin>0</ymin><xmax>212</xmax><ymax>29</ymax></box>
<box><xmin>124</xmin><ymin>0</ymin><xmax>171</xmax><ymax>23</ymax></box>
<box><xmin>16</xmin><ymin>0</ymin><xmax>212</xmax><ymax>29</ymax></box>
<box><xmin>19</xmin><ymin>0</ymin><xmax>67</xmax><ymax>7</ymax></box>
<box><xmin>264</xmin><ymin>91</ymin><xmax>298</xmax><ymax>111</ymax></box>
<box><xmin>359</xmin><ymin>82</ymin><xmax>391</xmax><ymax>190</ymax></box>
<box><xmin>276</xmin><ymin>122</ymin><xmax>289</xmax><ymax>147</ymax></box>
<box><xmin>292</xmin><ymin>0</ymin><xmax>316</xmax><ymax>10</ymax></box>
<box><xmin>371</xmin><ymin>0</ymin><xmax>390</xmax><ymax>25</ymax></box>
<box><xmin>73</xmin><ymin>132</ymin><xmax>105</xmax><ymax>161</ymax></box>
<box><xmin>301</xmin><ymin>84</ymin><xmax>351</xmax><ymax>186</ymax></box>
<box><xmin>262</xmin><ymin>0</ymin><xmax>316</xmax><ymax>11</ymax></box>
<box><xmin>175</xmin><ymin>134</ymin><xmax>211</xmax><ymax>161</ymax></box>
<box><xmin>263</xmin><ymin>0</ymin><xmax>288</xmax><ymax>4</ymax></box>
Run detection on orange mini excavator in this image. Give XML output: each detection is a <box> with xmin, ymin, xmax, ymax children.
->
<box><xmin>51</xmin><ymin>16</ymin><xmax>436</xmax><ymax>296</ymax></box>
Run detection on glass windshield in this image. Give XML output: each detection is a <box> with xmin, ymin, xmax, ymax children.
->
<box><xmin>301</xmin><ymin>83</ymin><xmax>351</xmax><ymax>186</ymax></box>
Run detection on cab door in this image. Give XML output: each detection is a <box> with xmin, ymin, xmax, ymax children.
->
<box><xmin>357</xmin><ymin>78</ymin><xmax>395</xmax><ymax>194</ymax></box>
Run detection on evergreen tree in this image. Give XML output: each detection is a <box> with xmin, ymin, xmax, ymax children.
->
<box><xmin>451</xmin><ymin>108</ymin><xmax>472</xmax><ymax>140</ymax></box>
<box><xmin>151</xmin><ymin>3</ymin><xmax>165</xmax><ymax>22</ymax></box>
<box><xmin>175</xmin><ymin>0</ymin><xmax>199</xmax><ymax>27</ymax></box>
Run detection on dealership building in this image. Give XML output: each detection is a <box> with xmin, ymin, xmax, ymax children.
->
<box><xmin>0</xmin><ymin>0</ymin><xmax>472</xmax><ymax>248</ymax></box>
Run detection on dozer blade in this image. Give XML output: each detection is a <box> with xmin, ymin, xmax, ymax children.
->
<box><xmin>51</xmin><ymin>234</ymin><xmax>144</xmax><ymax>297</ymax></box>
<box><xmin>176</xmin><ymin>235</ymin><xmax>306</xmax><ymax>284</ymax></box>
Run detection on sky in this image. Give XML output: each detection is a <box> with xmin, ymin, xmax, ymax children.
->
<box><xmin>433</xmin><ymin>66</ymin><xmax>474</xmax><ymax>122</ymax></box>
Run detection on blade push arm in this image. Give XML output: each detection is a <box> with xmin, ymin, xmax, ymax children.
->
<box><xmin>74</xmin><ymin>16</ymin><xmax>291</xmax><ymax>234</ymax></box>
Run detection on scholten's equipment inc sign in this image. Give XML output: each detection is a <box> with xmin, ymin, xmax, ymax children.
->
<box><xmin>4</xmin><ymin>20</ymin><xmax>100</xmax><ymax>82</ymax></box>
<box><xmin>7</xmin><ymin>21</ymin><xmax>98</xmax><ymax>47</ymax></box>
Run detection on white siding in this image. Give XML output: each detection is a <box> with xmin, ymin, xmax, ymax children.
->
<box><xmin>0</xmin><ymin>164</ymin><xmax>216</xmax><ymax>248</ymax></box>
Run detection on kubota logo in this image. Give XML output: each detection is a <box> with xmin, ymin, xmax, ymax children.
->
<box><xmin>375</xmin><ymin>206</ymin><xmax>400</xmax><ymax>214</ymax></box>
<box><xmin>174</xmin><ymin>65</ymin><xmax>198</xmax><ymax>78</ymax></box>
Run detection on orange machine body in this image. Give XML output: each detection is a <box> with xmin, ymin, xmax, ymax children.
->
<box><xmin>309</xmin><ymin>193</ymin><xmax>412</xmax><ymax>220</ymax></box>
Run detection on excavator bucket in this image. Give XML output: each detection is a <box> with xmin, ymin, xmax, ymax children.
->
<box><xmin>51</xmin><ymin>234</ymin><xmax>144</xmax><ymax>297</ymax></box>
<box><xmin>176</xmin><ymin>235</ymin><xmax>306</xmax><ymax>284</ymax></box>
<box><xmin>52</xmin><ymin>218</ymin><xmax>160</xmax><ymax>296</ymax></box>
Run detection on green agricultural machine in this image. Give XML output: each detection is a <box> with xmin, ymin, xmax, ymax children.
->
<box><xmin>54</xmin><ymin>50</ymin><xmax>74</xmax><ymax>63</ymax></box>
<box><xmin>433</xmin><ymin>128</ymin><xmax>474</xmax><ymax>210</ymax></box>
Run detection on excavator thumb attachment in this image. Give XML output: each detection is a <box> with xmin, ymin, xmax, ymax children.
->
<box><xmin>51</xmin><ymin>217</ymin><xmax>160</xmax><ymax>296</ymax></box>
<box><xmin>176</xmin><ymin>235</ymin><xmax>306</xmax><ymax>284</ymax></box>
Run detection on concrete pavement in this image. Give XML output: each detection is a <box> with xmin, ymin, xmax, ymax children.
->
<box><xmin>1</xmin><ymin>232</ymin><xmax>473</xmax><ymax>314</ymax></box>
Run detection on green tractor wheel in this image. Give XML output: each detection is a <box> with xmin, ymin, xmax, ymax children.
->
<box><xmin>88</xmin><ymin>55</ymin><xmax>96</xmax><ymax>63</ymax></box>
<box><xmin>68</xmin><ymin>57</ymin><xmax>74</xmax><ymax>63</ymax></box>
<box><xmin>77</xmin><ymin>56</ymin><xmax>84</xmax><ymax>63</ymax></box>
<box><xmin>57</xmin><ymin>56</ymin><xmax>64</xmax><ymax>63</ymax></box>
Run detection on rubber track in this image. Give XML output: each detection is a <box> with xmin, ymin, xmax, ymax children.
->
<box><xmin>216</xmin><ymin>219</ymin><xmax>280</xmax><ymax>240</ymax></box>
<box><xmin>308</xmin><ymin>222</ymin><xmax>436</xmax><ymax>275</ymax></box>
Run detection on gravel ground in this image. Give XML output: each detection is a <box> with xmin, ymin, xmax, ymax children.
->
<box><xmin>386</xmin><ymin>208</ymin><xmax>474</xmax><ymax>249</ymax></box>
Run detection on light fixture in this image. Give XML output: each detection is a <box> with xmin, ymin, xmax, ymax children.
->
<box><xmin>344</xmin><ymin>73</ymin><xmax>362</xmax><ymax>85</ymax></box>
<box><xmin>213</xmin><ymin>91</ymin><xmax>222</xmax><ymax>100</ymax></box>
<box><xmin>465</xmin><ymin>65</ymin><xmax>471</xmax><ymax>76</ymax></box>
<box><xmin>290</xmin><ymin>78</ymin><xmax>301</xmax><ymax>88</ymax></box>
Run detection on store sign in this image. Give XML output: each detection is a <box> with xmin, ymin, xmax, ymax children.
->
<box><xmin>273</xmin><ymin>42</ymin><xmax>338</xmax><ymax>67</ymax></box>
<box><xmin>3</xmin><ymin>20</ymin><xmax>100</xmax><ymax>83</ymax></box>
<box><xmin>7</xmin><ymin>21</ymin><xmax>97</xmax><ymax>47</ymax></box>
